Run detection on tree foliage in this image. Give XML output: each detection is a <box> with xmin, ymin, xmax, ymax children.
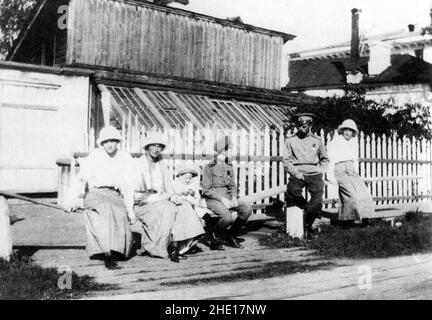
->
<box><xmin>0</xmin><ymin>0</ymin><xmax>36</xmax><ymax>58</ymax></box>
<box><xmin>286</xmin><ymin>90</ymin><xmax>432</xmax><ymax>140</ymax></box>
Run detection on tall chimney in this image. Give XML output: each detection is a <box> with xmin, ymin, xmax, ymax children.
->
<box><xmin>369</xmin><ymin>41</ymin><xmax>392</xmax><ymax>76</ymax></box>
<box><xmin>351</xmin><ymin>8</ymin><xmax>360</xmax><ymax>59</ymax></box>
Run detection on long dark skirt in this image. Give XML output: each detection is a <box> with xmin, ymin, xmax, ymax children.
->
<box><xmin>135</xmin><ymin>200</ymin><xmax>177</xmax><ymax>259</ymax></box>
<box><xmin>334</xmin><ymin>161</ymin><xmax>375</xmax><ymax>221</ymax></box>
<box><xmin>83</xmin><ymin>189</ymin><xmax>133</xmax><ymax>257</ymax></box>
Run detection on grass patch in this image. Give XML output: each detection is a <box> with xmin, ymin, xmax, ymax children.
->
<box><xmin>261</xmin><ymin>212</ymin><xmax>432</xmax><ymax>259</ymax></box>
<box><xmin>0</xmin><ymin>256</ymin><xmax>116</xmax><ymax>300</ymax></box>
<box><xmin>160</xmin><ymin>260</ymin><xmax>333</xmax><ymax>287</ymax></box>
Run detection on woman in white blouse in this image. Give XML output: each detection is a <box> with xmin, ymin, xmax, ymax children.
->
<box><xmin>134</xmin><ymin>133</ymin><xmax>204</xmax><ymax>262</ymax></box>
<box><xmin>77</xmin><ymin>126</ymin><xmax>135</xmax><ymax>269</ymax></box>
<box><xmin>327</xmin><ymin>120</ymin><xmax>375</xmax><ymax>221</ymax></box>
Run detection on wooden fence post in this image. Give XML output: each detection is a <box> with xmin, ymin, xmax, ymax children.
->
<box><xmin>0</xmin><ymin>196</ymin><xmax>13</xmax><ymax>262</ymax></box>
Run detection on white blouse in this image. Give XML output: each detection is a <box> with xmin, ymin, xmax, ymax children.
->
<box><xmin>79</xmin><ymin>148</ymin><xmax>135</xmax><ymax>214</ymax></box>
<box><xmin>134</xmin><ymin>155</ymin><xmax>174</xmax><ymax>203</ymax></box>
<box><xmin>327</xmin><ymin>133</ymin><xmax>359</xmax><ymax>179</ymax></box>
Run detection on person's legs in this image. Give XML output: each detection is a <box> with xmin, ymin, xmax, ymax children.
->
<box><xmin>304</xmin><ymin>174</ymin><xmax>324</xmax><ymax>232</ymax></box>
<box><xmin>135</xmin><ymin>200</ymin><xmax>176</xmax><ymax>259</ymax></box>
<box><xmin>206</xmin><ymin>199</ymin><xmax>243</xmax><ymax>248</ymax></box>
<box><xmin>205</xmin><ymin>199</ymin><xmax>234</xmax><ymax>229</ymax></box>
<box><xmin>235</xmin><ymin>199</ymin><xmax>253</xmax><ymax>222</ymax></box>
<box><xmin>286</xmin><ymin>176</ymin><xmax>307</xmax><ymax>209</ymax></box>
<box><xmin>202</xmin><ymin>213</ymin><xmax>224</xmax><ymax>250</ymax></box>
<box><xmin>230</xmin><ymin>199</ymin><xmax>253</xmax><ymax>241</ymax></box>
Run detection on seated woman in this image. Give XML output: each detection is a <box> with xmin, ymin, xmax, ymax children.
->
<box><xmin>327</xmin><ymin>119</ymin><xmax>375</xmax><ymax>221</ymax></box>
<box><xmin>77</xmin><ymin>126</ymin><xmax>136</xmax><ymax>270</ymax></box>
<box><xmin>171</xmin><ymin>165</ymin><xmax>206</xmax><ymax>254</ymax></box>
<box><xmin>201</xmin><ymin>136</ymin><xmax>252</xmax><ymax>249</ymax></box>
<box><xmin>134</xmin><ymin>133</ymin><xmax>204</xmax><ymax>262</ymax></box>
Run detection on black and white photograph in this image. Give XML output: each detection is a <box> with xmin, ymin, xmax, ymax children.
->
<box><xmin>1</xmin><ymin>0</ymin><xmax>432</xmax><ymax>306</ymax></box>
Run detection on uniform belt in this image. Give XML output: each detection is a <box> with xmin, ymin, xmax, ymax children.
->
<box><xmin>293</xmin><ymin>163</ymin><xmax>318</xmax><ymax>166</ymax></box>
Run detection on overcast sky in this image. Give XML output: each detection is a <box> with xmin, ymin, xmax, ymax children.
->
<box><xmin>171</xmin><ymin>0</ymin><xmax>432</xmax><ymax>53</ymax></box>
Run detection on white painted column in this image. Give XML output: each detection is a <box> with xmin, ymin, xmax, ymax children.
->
<box><xmin>0</xmin><ymin>196</ymin><xmax>13</xmax><ymax>261</ymax></box>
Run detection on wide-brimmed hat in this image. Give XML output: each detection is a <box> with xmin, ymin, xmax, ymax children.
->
<box><xmin>338</xmin><ymin>119</ymin><xmax>359</xmax><ymax>136</ymax></box>
<box><xmin>97</xmin><ymin>126</ymin><xmax>122</xmax><ymax>146</ymax></box>
<box><xmin>176</xmin><ymin>165</ymin><xmax>199</xmax><ymax>178</ymax></box>
<box><xmin>214</xmin><ymin>136</ymin><xmax>233</xmax><ymax>154</ymax></box>
<box><xmin>143</xmin><ymin>132</ymin><xmax>167</xmax><ymax>151</ymax></box>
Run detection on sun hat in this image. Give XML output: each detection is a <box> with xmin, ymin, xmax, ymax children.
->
<box><xmin>338</xmin><ymin>119</ymin><xmax>359</xmax><ymax>136</ymax></box>
<box><xmin>176</xmin><ymin>165</ymin><xmax>199</xmax><ymax>178</ymax></box>
<box><xmin>97</xmin><ymin>126</ymin><xmax>122</xmax><ymax>146</ymax></box>
<box><xmin>143</xmin><ymin>132</ymin><xmax>167</xmax><ymax>151</ymax></box>
<box><xmin>214</xmin><ymin>136</ymin><xmax>233</xmax><ymax>154</ymax></box>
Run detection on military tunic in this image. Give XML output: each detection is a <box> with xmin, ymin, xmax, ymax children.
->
<box><xmin>283</xmin><ymin>132</ymin><xmax>329</xmax><ymax>176</ymax></box>
<box><xmin>201</xmin><ymin>161</ymin><xmax>252</xmax><ymax>229</ymax></box>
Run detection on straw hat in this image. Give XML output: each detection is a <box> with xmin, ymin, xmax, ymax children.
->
<box><xmin>97</xmin><ymin>126</ymin><xmax>122</xmax><ymax>146</ymax></box>
<box><xmin>176</xmin><ymin>165</ymin><xmax>199</xmax><ymax>178</ymax></box>
<box><xmin>214</xmin><ymin>136</ymin><xmax>233</xmax><ymax>154</ymax></box>
<box><xmin>338</xmin><ymin>119</ymin><xmax>359</xmax><ymax>136</ymax></box>
<box><xmin>143</xmin><ymin>132</ymin><xmax>167</xmax><ymax>151</ymax></box>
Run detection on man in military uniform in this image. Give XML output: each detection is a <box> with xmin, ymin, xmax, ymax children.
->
<box><xmin>201</xmin><ymin>136</ymin><xmax>253</xmax><ymax>249</ymax></box>
<box><xmin>283</xmin><ymin>113</ymin><xmax>329</xmax><ymax>238</ymax></box>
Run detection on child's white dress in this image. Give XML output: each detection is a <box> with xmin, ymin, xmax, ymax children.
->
<box><xmin>172</xmin><ymin>180</ymin><xmax>210</xmax><ymax>219</ymax></box>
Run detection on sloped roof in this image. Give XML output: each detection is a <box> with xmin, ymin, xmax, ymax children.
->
<box><xmin>363</xmin><ymin>55</ymin><xmax>432</xmax><ymax>86</ymax></box>
<box><xmin>102</xmin><ymin>85</ymin><xmax>291</xmax><ymax>130</ymax></box>
<box><xmin>285</xmin><ymin>54</ymin><xmax>432</xmax><ymax>91</ymax></box>
<box><xmin>289</xmin><ymin>28</ymin><xmax>431</xmax><ymax>58</ymax></box>
<box><xmin>285</xmin><ymin>57</ymin><xmax>369</xmax><ymax>90</ymax></box>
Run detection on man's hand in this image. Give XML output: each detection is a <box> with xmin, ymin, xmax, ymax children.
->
<box><xmin>221</xmin><ymin>197</ymin><xmax>232</xmax><ymax>209</ymax></box>
<box><xmin>294</xmin><ymin>172</ymin><xmax>305</xmax><ymax>180</ymax></box>
<box><xmin>326</xmin><ymin>177</ymin><xmax>338</xmax><ymax>185</ymax></box>
<box><xmin>127</xmin><ymin>210</ymin><xmax>137</xmax><ymax>225</ymax></box>
<box><xmin>230</xmin><ymin>197</ymin><xmax>239</xmax><ymax>208</ymax></box>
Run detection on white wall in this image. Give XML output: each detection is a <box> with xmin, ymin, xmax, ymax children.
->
<box><xmin>0</xmin><ymin>67</ymin><xmax>90</xmax><ymax>192</ymax></box>
<box><xmin>365</xmin><ymin>84</ymin><xmax>432</xmax><ymax>107</ymax></box>
<box><xmin>303</xmin><ymin>89</ymin><xmax>345</xmax><ymax>98</ymax></box>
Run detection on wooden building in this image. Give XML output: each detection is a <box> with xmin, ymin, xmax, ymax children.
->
<box><xmin>8</xmin><ymin>0</ymin><xmax>294</xmax><ymax>90</ymax></box>
<box><xmin>0</xmin><ymin>0</ymin><xmax>311</xmax><ymax>193</ymax></box>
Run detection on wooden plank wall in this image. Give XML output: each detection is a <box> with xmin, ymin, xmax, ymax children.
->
<box><xmin>67</xmin><ymin>0</ymin><xmax>283</xmax><ymax>89</ymax></box>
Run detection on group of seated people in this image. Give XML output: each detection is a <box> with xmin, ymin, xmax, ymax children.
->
<box><xmin>74</xmin><ymin>126</ymin><xmax>252</xmax><ymax>269</ymax></box>
<box><xmin>75</xmin><ymin>114</ymin><xmax>374</xmax><ymax>270</ymax></box>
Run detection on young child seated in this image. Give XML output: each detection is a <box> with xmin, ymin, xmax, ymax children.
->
<box><xmin>173</xmin><ymin>165</ymin><xmax>224</xmax><ymax>251</ymax></box>
<box><xmin>172</xmin><ymin>165</ymin><xmax>209</xmax><ymax>220</ymax></box>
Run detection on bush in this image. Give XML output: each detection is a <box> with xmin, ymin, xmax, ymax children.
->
<box><xmin>284</xmin><ymin>90</ymin><xmax>432</xmax><ymax>140</ymax></box>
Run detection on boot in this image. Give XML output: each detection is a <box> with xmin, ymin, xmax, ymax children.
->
<box><xmin>104</xmin><ymin>254</ymin><xmax>121</xmax><ymax>270</ymax></box>
<box><xmin>225</xmin><ymin>218</ymin><xmax>245</xmax><ymax>249</ymax></box>
<box><xmin>169</xmin><ymin>246</ymin><xmax>180</xmax><ymax>263</ymax></box>
<box><xmin>203</xmin><ymin>214</ymin><xmax>224</xmax><ymax>251</ymax></box>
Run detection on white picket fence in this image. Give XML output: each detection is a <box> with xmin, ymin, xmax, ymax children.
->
<box><xmin>58</xmin><ymin>123</ymin><xmax>432</xmax><ymax>215</ymax></box>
